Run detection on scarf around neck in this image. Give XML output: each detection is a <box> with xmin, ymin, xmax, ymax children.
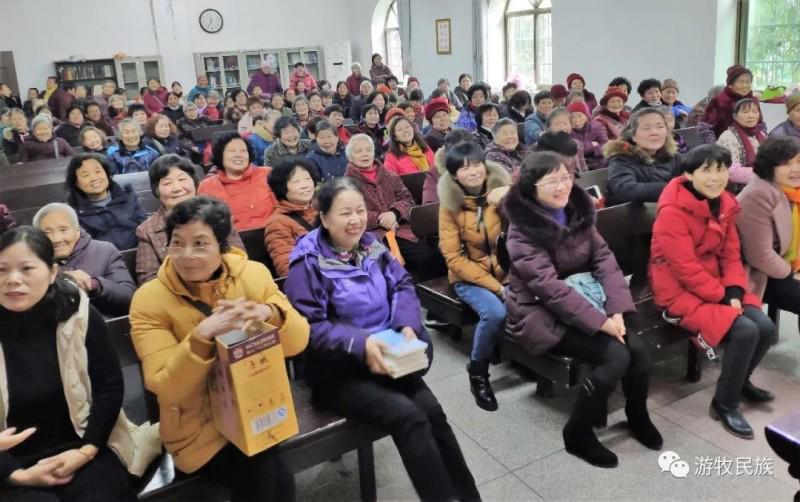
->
<box><xmin>403</xmin><ymin>142</ymin><xmax>430</xmax><ymax>172</ymax></box>
<box><xmin>781</xmin><ymin>185</ymin><xmax>800</xmax><ymax>271</ymax></box>
<box><xmin>732</xmin><ymin>121</ymin><xmax>766</xmax><ymax>166</ymax></box>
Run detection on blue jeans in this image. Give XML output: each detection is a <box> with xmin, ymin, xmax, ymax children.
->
<box><xmin>453</xmin><ymin>282</ymin><xmax>507</xmax><ymax>362</ymax></box>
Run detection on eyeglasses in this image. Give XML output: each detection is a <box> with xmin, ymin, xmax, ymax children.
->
<box><xmin>535</xmin><ymin>174</ymin><xmax>574</xmax><ymax>191</ymax></box>
<box><xmin>165</xmin><ymin>245</ymin><xmax>213</xmax><ymax>258</ymax></box>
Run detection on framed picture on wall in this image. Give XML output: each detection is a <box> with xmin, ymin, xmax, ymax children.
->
<box><xmin>435</xmin><ymin>18</ymin><xmax>451</xmax><ymax>54</ymax></box>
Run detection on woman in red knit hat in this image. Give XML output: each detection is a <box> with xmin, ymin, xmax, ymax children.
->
<box><xmin>702</xmin><ymin>65</ymin><xmax>764</xmax><ymax>138</ymax></box>
<box><xmin>566</xmin><ymin>73</ymin><xmax>598</xmax><ymax>112</ymax></box>
<box><xmin>592</xmin><ymin>87</ymin><xmax>630</xmax><ymax>141</ymax></box>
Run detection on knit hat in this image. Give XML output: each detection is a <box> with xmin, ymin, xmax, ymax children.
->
<box><xmin>567</xmin><ymin>101</ymin><xmax>591</xmax><ymax>120</ymax></box>
<box><xmin>550</xmin><ymin>84</ymin><xmax>569</xmax><ymax>99</ymax></box>
<box><xmin>425</xmin><ymin>98</ymin><xmax>450</xmax><ymax>122</ymax></box>
<box><xmin>786</xmin><ymin>91</ymin><xmax>800</xmax><ymax>113</ymax></box>
<box><xmin>566</xmin><ymin>73</ymin><xmax>585</xmax><ymax>89</ymax></box>
<box><xmin>599</xmin><ymin>87</ymin><xmax>629</xmax><ymax>107</ymax></box>
<box><xmin>384</xmin><ymin>107</ymin><xmax>406</xmax><ymax>126</ymax></box>
<box><xmin>726</xmin><ymin>65</ymin><xmax>753</xmax><ymax>86</ymax></box>
<box><xmin>376</xmin><ymin>83</ymin><xmax>391</xmax><ymax>95</ymax></box>
<box><xmin>536</xmin><ymin>131</ymin><xmax>578</xmax><ymax>156</ymax></box>
<box><xmin>407</xmin><ymin>76</ymin><xmax>420</xmax><ymax>86</ymax></box>
<box><xmin>661</xmin><ymin>78</ymin><xmax>679</xmax><ymax>92</ymax></box>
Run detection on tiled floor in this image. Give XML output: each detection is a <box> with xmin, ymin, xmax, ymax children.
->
<box><xmin>296</xmin><ymin>312</ymin><xmax>800</xmax><ymax>502</ymax></box>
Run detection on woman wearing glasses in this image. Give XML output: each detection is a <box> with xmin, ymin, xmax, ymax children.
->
<box><xmin>503</xmin><ymin>152</ymin><xmax>662</xmax><ymax>469</ymax></box>
<box><xmin>129</xmin><ymin>196</ymin><xmax>309</xmax><ymax>502</ymax></box>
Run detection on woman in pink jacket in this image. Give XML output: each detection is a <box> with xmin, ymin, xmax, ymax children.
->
<box><xmin>383</xmin><ymin>116</ymin><xmax>435</xmax><ymax>176</ymax></box>
<box><xmin>289</xmin><ymin>62</ymin><xmax>317</xmax><ymax>93</ymax></box>
<box><xmin>142</xmin><ymin>78</ymin><xmax>169</xmax><ymax>116</ymax></box>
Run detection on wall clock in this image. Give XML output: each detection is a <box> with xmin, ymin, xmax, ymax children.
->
<box><xmin>199</xmin><ymin>9</ymin><xmax>223</xmax><ymax>34</ymax></box>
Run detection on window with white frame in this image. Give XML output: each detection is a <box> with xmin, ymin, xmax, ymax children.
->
<box><xmin>384</xmin><ymin>1</ymin><xmax>404</xmax><ymax>78</ymax></box>
<box><xmin>505</xmin><ymin>0</ymin><xmax>552</xmax><ymax>86</ymax></box>
<box><xmin>739</xmin><ymin>0</ymin><xmax>800</xmax><ymax>88</ymax></box>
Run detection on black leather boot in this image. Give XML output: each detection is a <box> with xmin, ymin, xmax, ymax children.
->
<box><xmin>467</xmin><ymin>360</ymin><xmax>498</xmax><ymax>411</ymax></box>
<box><xmin>710</xmin><ymin>398</ymin><xmax>754</xmax><ymax>439</ymax></box>
<box><xmin>622</xmin><ymin>375</ymin><xmax>663</xmax><ymax>450</ymax></box>
<box><xmin>741</xmin><ymin>380</ymin><xmax>775</xmax><ymax>402</ymax></box>
<box><xmin>563</xmin><ymin>378</ymin><xmax>618</xmax><ymax>468</ymax></box>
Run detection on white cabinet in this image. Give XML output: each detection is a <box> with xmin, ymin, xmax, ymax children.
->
<box><xmin>114</xmin><ymin>57</ymin><xmax>164</xmax><ymax>96</ymax></box>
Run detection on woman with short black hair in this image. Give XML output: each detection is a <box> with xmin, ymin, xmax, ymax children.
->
<box><xmin>264</xmin><ymin>116</ymin><xmax>311</xmax><ymax>166</ymax></box>
<box><xmin>504</xmin><ymin>90</ymin><xmax>532</xmax><ymax>123</ymax></box>
<box><xmin>455</xmin><ymin>83</ymin><xmax>491</xmax><ymax>132</ymax></box>
<box><xmin>632</xmin><ymin>78</ymin><xmax>663</xmax><ymax>112</ymax></box>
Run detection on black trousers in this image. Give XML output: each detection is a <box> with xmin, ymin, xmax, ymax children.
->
<box><xmin>551</xmin><ymin>328</ymin><xmax>651</xmax><ymax>388</ymax></box>
<box><xmin>715</xmin><ymin>306</ymin><xmax>777</xmax><ymax>408</ymax></box>
<box><xmin>396</xmin><ymin>237</ymin><xmax>447</xmax><ymax>282</ymax></box>
<box><xmin>313</xmin><ymin>375</ymin><xmax>480</xmax><ymax>502</ymax></box>
<box><xmin>763</xmin><ymin>275</ymin><xmax>800</xmax><ymax>315</ymax></box>
<box><xmin>194</xmin><ymin>443</ymin><xmax>295</xmax><ymax>502</ymax></box>
<box><xmin>0</xmin><ymin>449</ymin><xmax>135</xmax><ymax>502</ymax></box>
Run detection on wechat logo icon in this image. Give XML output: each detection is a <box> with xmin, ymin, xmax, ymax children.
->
<box><xmin>658</xmin><ymin>450</ymin><xmax>690</xmax><ymax>478</ymax></box>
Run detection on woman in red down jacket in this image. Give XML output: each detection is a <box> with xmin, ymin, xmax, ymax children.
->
<box><xmin>649</xmin><ymin>144</ymin><xmax>776</xmax><ymax>440</ymax></box>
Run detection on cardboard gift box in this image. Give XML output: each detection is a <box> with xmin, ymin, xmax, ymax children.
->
<box><xmin>209</xmin><ymin>322</ymin><xmax>298</xmax><ymax>456</ymax></box>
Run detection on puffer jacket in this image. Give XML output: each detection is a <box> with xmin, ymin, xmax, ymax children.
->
<box><xmin>305</xmin><ymin>142</ymin><xmax>348</xmax><ymax>181</ymax></box>
<box><xmin>264</xmin><ymin>200</ymin><xmax>318</xmax><ymax>277</ymax></box>
<box><xmin>484</xmin><ymin>141</ymin><xmax>528</xmax><ymax>176</ymax></box>
<box><xmin>72</xmin><ymin>182</ymin><xmax>146</xmax><ymax>251</ymax></box>
<box><xmin>603</xmin><ymin>135</ymin><xmax>680</xmax><ymax>206</ymax></box>
<box><xmin>106</xmin><ymin>142</ymin><xmax>162</xmax><ymax>174</ymax></box>
<box><xmin>345</xmin><ymin>162</ymin><xmax>416</xmax><ymax>242</ymax></box>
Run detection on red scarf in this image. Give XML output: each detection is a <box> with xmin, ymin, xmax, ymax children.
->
<box><xmin>732</xmin><ymin>121</ymin><xmax>766</xmax><ymax>166</ymax></box>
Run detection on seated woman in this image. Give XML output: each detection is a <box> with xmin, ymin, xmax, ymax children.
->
<box><xmin>284</xmin><ymin>179</ymin><xmax>480</xmax><ymax>501</ymax></box>
<box><xmin>224</xmin><ymin>89</ymin><xmax>248</xmax><ymax>124</ymax></box>
<box><xmin>702</xmin><ymin>65</ymin><xmax>764</xmax><ymax>138</ymax></box>
<box><xmin>768</xmin><ymin>92</ymin><xmax>800</xmax><ymax>139</ymax></box>
<box><xmin>566</xmin><ymin>73</ymin><xmax>599</xmax><ymax>111</ymax></box>
<box><xmin>84</xmin><ymin>101</ymin><xmax>115</xmax><ymax>137</ymax></box>
<box><xmin>106</xmin><ymin>118</ymin><xmax>162</xmax><ymax>174</ymax></box>
<box><xmin>129</xmin><ymin>197</ymin><xmax>309</xmax><ymax>502</ymax></box>
<box><xmin>355</xmin><ymin>104</ymin><xmax>385</xmax><ymax>158</ymax></box>
<box><xmin>344</xmin><ymin>134</ymin><xmax>446</xmax><ymax>281</ymax></box>
<box><xmin>473</xmin><ymin>103</ymin><xmax>500</xmax><ymax>149</ymax></box>
<box><xmin>524</xmin><ymin>91</ymin><xmax>554</xmax><ymax>145</ymax></box>
<box><xmin>79</xmin><ymin>126</ymin><xmax>109</xmax><ymax>155</ymax></box>
<box><xmin>544</xmin><ymin>108</ymin><xmax>588</xmax><ymax>174</ymax></box>
<box><xmin>142</xmin><ymin>78</ymin><xmax>169</xmax><ymax>116</ymax></box>
<box><xmin>660</xmin><ymin>79</ymin><xmax>692</xmax><ymax>129</ymax></box>
<box><xmin>632</xmin><ymin>78</ymin><xmax>663</xmax><ymax>112</ymax></box>
<box><xmin>455</xmin><ymin>83</ymin><xmax>490</xmax><ymax>132</ymax></box>
<box><xmin>144</xmin><ymin>113</ymin><xmax>186</xmax><ymax>156</ymax></box>
<box><xmin>162</xmin><ymin>92</ymin><xmax>184</xmax><ymax>125</ymax></box>
<box><xmin>568</xmin><ymin>101</ymin><xmax>608</xmax><ymax>169</ymax></box>
<box><xmin>650</xmin><ymin>144</ymin><xmax>777</xmax><ymax>439</ymax></box>
<box><xmin>504</xmin><ymin>90</ymin><xmax>532</xmax><ymax>123</ymax></box>
<box><xmin>199</xmin><ymin>132</ymin><xmax>277</xmax><ymax>232</ymax></box>
<box><xmin>366</xmin><ymin>91</ymin><xmax>388</xmax><ymax>123</ymax></box>
<box><xmin>0</xmin><ymin>227</ymin><xmax>159</xmax><ymax>502</ymax></box>
<box><xmin>604</xmin><ymin>108</ymin><xmax>680</xmax><ymax>206</ymax></box>
<box><xmin>19</xmin><ymin>115</ymin><xmax>73</xmax><ymax>162</ymax></box>
<box><xmin>737</xmin><ymin>137</ymin><xmax>800</xmax><ymax>317</ymax></box>
<box><xmin>307</xmin><ymin>91</ymin><xmax>324</xmax><ymax>118</ymax></box>
<box><xmin>716</xmin><ymin>98</ymin><xmax>766</xmax><ymax>186</ymax></box>
<box><xmin>291</xmin><ymin>96</ymin><xmax>311</xmax><ymax>130</ymax></box>
<box><xmin>422</xmin><ymin>99</ymin><xmax>452</xmax><ymax>152</ymax></box>
<box><xmin>422</xmin><ymin>129</ymin><xmax>477</xmax><ymax>204</ymax></box>
<box><xmin>34</xmin><ymin>203</ymin><xmax>135</xmax><ymax>316</ymax></box>
<box><xmin>263</xmin><ymin>116</ymin><xmax>311</xmax><ymax>166</ymax></box>
<box><xmin>383</xmin><ymin>117</ymin><xmax>435</xmax><ymax>176</ymax></box>
<box><xmin>55</xmin><ymin>104</ymin><xmax>87</xmax><ymax>147</ymax></box>
<box><xmin>136</xmin><ymin>154</ymin><xmax>243</xmax><ymax>284</ymax></box>
<box><xmin>439</xmin><ymin>142</ymin><xmax>511</xmax><ymax>411</ymax></box>
<box><xmin>265</xmin><ymin>159</ymin><xmax>320</xmax><ymax>277</ymax></box>
<box><xmin>305</xmin><ymin>119</ymin><xmax>347</xmax><ymax>181</ymax></box>
<box><xmin>485</xmin><ymin>118</ymin><xmax>527</xmax><ymax>177</ymax></box>
<box><xmin>66</xmin><ymin>153</ymin><xmax>146</xmax><ymax>251</ymax></box>
<box><xmin>2</xmin><ymin>109</ymin><xmax>30</xmax><ymax>157</ymax></box>
<box><xmin>504</xmin><ymin>151</ymin><xmax>661</xmax><ymax>468</ymax></box>
<box><xmin>105</xmin><ymin>94</ymin><xmax>128</xmax><ymax>126</ymax></box>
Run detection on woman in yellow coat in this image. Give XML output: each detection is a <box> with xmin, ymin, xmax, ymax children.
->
<box><xmin>129</xmin><ymin>196</ymin><xmax>309</xmax><ymax>502</ymax></box>
<box><xmin>438</xmin><ymin>141</ymin><xmax>511</xmax><ymax>412</ymax></box>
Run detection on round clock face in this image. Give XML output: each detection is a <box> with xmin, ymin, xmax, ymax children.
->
<box><xmin>199</xmin><ymin>9</ymin><xmax>223</xmax><ymax>33</ymax></box>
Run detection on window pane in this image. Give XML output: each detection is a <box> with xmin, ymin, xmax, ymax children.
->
<box><xmin>386</xmin><ymin>28</ymin><xmax>403</xmax><ymax>77</ymax></box>
<box><xmin>744</xmin><ymin>0</ymin><xmax>800</xmax><ymax>88</ymax></box>
<box><xmin>536</xmin><ymin>13</ymin><xmax>552</xmax><ymax>85</ymax></box>
<box><xmin>386</xmin><ymin>2</ymin><xmax>399</xmax><ymax>28</ymax></box>
<box><xmin>537</xmin><ymin>0</ymin><xmax>552</xmax><ymax>8</ymax></box>
<box><xmin>506</xmin><ymin>0</ymin><xmax>534</xmax><ymax>13</ymax></box>
<box><xmin>507</xmin><ymin>14</ymin><xmax>535</xmax><ymax>85</ymax></box>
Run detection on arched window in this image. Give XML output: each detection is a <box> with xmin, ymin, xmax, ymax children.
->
<box><xmin>738</xmin><ymin>0</ymin><xmax>800</xmax><ymax>88</ymax></box>
<box><xmin>384</xmin><ymin>1</ymin><xmax>403</xmax><ymax>78</ymax></box>
<box><xmin>505</xmin><ymin>0</ymin><xmax>552</xmax><ymax>85</ymax></box>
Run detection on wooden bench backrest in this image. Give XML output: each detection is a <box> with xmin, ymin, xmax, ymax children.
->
<box><xmin>400</xmin><ymin>172</ymin><xmax>426</xmax><ymax>206</ymax></box>
<box><xmin>675</xmin><ymin>127</ymin><xmax>703</xmax><ymax>149</ymax></box>
<box><xmin>410</xmin><ymin>202</ymin><xmax>439</xmax><ymax>240</ymax></box>
<box><xmin>189</xmin><ymin>123</ymin><xmax>235</xmax><ymax>143</ymax></box>
<box><xmin>595</xmin><ymin>202</ymin><xmax>657</xmax><ymax>278</ymax></box>
<box><xmin>575</xmin><ymin>167</ymin><xmax>609</xmax><ymax>197</ymax></box>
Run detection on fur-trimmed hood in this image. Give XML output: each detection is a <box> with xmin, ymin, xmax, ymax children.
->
<box><xmin>503</xmin><ymin>182</ymin><xmax>595</xmax><ymax>249</ymax></box>
<box><xmin>437</xmin><ymin>160</ymin><xmax>512</xmax><ymax>213</ymax></box>
<box><xmin>602</xmin><ymin>134</ymin><xmax>677</xmax><ymax>165</ymax></box>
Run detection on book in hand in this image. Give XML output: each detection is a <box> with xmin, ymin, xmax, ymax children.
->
<box><xmin>371</xmin><ymin>329</ymin><xmax>429</xmax><ymax>378</ymax></box>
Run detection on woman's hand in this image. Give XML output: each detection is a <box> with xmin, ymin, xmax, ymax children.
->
<box><xmin>378</xmin><ymin>211</ymin><xmax>398</xmax><ymax>230</ymax></box>
<box><xmin>487</xmin><ymin>186</ymin><xmax>510</xmax><ymax>207</ymax></box>
<box><xmin>37</xmin><ymin>447</ymin><xmax>94</xmax><ymax>479</ymax></box>
<box><xmin>401</xmin><ymin>326</ymin><xmax>417</xmax><ymax>342</ymax></box>
<box><xmin>63</xmin><ymin>270</ymin><xmax>93</xmax><ymax>292</ymax></box>
<box><xmin>600</xmin><ymin>317</ymin><xmax>626</xmax><ymax>345</ymax></box>
<box><xmin>9</xmin><ymin>461</ymin><xmax>74</xmax><ymax>487</ymax></box>
<box><xmin>729</xmin><ymin>299</ymin><xmax>743</xmax><ymax>312</ymax></box>
<box><xmin>0</xmin><ymin>427</ymin><xmax>36</xmax><ymax>451</ymax></box>
<box><xmin>196</xmin><ymin>299</ymin><xmax>273</xmax><ymax>340</ymax></box>
<box><xmin>364</xmin><ymin>336</ymin><xmax>391</xmax><ymax>375</ymax></box>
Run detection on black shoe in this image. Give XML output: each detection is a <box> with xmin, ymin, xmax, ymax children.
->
<box><xmin>709</xmin><ymin>399</ymin><xmax>754</xmax><ymax>439</ymax></box>
<box><xmin>563</xmin><ymin>378</ymin><xmax>618</xmax><ymax>468</ymax></box>
<box><xmin>741</xmin><ymin>381</ymin><xmax>775</xmax><ymax>403</ymax></box>
<box><xmin>467</xmin><ymin>361</ymin><xmax>498</xmax><ymax>411</ymax></box>
<box><xmin>622</xmin><ymin>375</ymin><xmax>663</xmax><ymax>450</ymax></box>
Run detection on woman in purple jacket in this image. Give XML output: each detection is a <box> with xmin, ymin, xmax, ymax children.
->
<box><xmin>504</xmin><ymin>151</ymin><xmax>662</xmax><ymax>468</ymax></box>
<box><xmin>285</xmin><ymin>178</ymin><xmax>480</xmax><ymax>502</ymax></box>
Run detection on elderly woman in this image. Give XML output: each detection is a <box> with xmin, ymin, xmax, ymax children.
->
<box><xmin>34</xmin><ymin>203</ymin><xmax>135</xmax><ymax>316</ymax></box>
<box><xmin>524</xmin><ymin>90</ymin><xmax>554</xmax><ymax>145</ymax></box>
<box><xmin>84</xmin><ymin>101</ymin><xmax>114</xmax><ymax>137</ymax></box>
<box><xmin>566</xmin><ymin>73</ymin><xmax>599</xmax><ymax>111</ymax></box>
<box><xmin>383</xmin><ymin>117</ymin><xmax>435</xmax><ymax>176</ymax></box>
<box><xmin>2</xmin><ymin>109</ymin><xmax>29</xmax><ymax>156</ymax></box>
<box><xmin>55</xmin><ymin>104</ymin><xmax>87</xmax><ymax>147</ymax></box>
<box><xmin>265</xmin><ymin>158</ymin><xmax>320</xmax><ymax>277</ymax></box>
<box><xmin>284</xmin><ymin>179</ymin><xmax>480</xmax><ymax>501</ymax></box>
<box><xmin>106</xmin><ymin>118</ymin><xmax>161</xmax><ymax>174</ymax></box>
<box><xmin>130</xmin><ymin>196</ymin><xmax>309</xmax><ymax>502</ymax></box>
<box><xmin>66</xmin><ymin>153</ymin><xmax>146</xmax><ymax>251</ymax></box>
<box><xmin>368</xmin><ymin>53</ymin><xmax>394</xmax><ymax>84</ymax></box>
<box><xmin>0</xmin><ymin>228</ymin><xmax>159</xmax><ymax>501</ymax></box>
<box><xmin>717</xmin><ymin>98</ymin><xmax>766</xmax><ymax>185</ymax></box>
<box><xmin>455</xmin><ymin>83</ymin><xmax>490</xmax><ymax>132</ymax></box>
<box><xmin>485</xmin><ymin>118</ymin><xmax>527</xmax><ymax>176</ymax></box>
<box><xmin>604</xmin><ymin>108</ymin><xmax>680</xmax><ymax>206</ymax></box>
<box><xmin>438</xmin><ymin>142</ymin><xmax>511</xmax><ymax>411</ymax></box>
<box><xmin>105</xmin><ymin>94</ymin><xmax>128</xmax><ymax>126</ymax></box>
<box><xmin>162</xmin><ymin>92</ymin><xmax>185</xmax><ymax>125</ymax></box>
<box><xmin>19</xmin><ymin>115</ymin><xmax>73</xmax><ymax>162</ymax></box>
<box><xmin>650</xmin><ymin>145</ymin><xmax>776</xmax><ymax>439</ymax></box>
<box><xmin>264</xmin><ymin>116</ymin><xmax>312</xmax><ymax>166</ymax></box>
<box><xmin>592</xmin><ymin>87</ymin><xmax>630</xmax><ymax>141</ymax></box>
<box><xmin>290</xmin><ymin>96</ymin><xmax>311</xmax><ymax>130</ymax></box>
<box><xmin>504</xmin><ymin>151</ymin><xmax>661</xmax><ymax>468</ymax></box>
<box><xmin>632</xmin><ymin>78</ymin><xmax>663</xmax><ymax>112</ymax></box>
<box><xmin>422</xmin><ymin>99</ymin><xmax>452</xmax><ymax>152</ymax></box>
<box><xmin>355</xmin><ymin>104</ymin><xmax>385</xmax><ymax>157</ymax></box>
<box><xmin>142</xmin><ymin>78</ymin><xmax>169</xmax><ymax>116</ymax></box>
<box><xmin>199</xmin><ymin>132</ymin><xmax>277</xmax><ymax>232</ymax></box>
<box><xmin>569</xmin><ymin>101</ymin><xmax>608</xmax><ymax>169</ymax></box>
<box><xmin>136</xmin><ymin>154</ymin><xmax>243</xmax><ymax>284</ymax></box>
<box><xmin>737</xmin><ymin>137</ymin><xmax>800</xmax><ymax>317</ymax></box>
<box><xmin>769</xmin><ymin>92</ymin><xmax>800</xmax><ymax>139</ymax></box>
<box><xmin>144</xmin><ymin>113</ymin><xmax>186</xmax><ymax>156</ymax></box>
<box><xmin>305</xmin><ymin>119</ymin><xmax>347</xmax><ymax>181</ymax></box>
<box><xmin>345</xmin><ymin>134</ymin><xmax>446</xmax><ymax>280</ymax></box>
<box><xmin>702</xmin><ymin>65</ymin><xmax>764</xmax><ymax>138</ymax></box>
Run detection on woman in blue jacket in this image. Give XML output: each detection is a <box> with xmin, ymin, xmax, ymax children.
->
<box><xmin>305</xmin><ymin>120</ymin><xmax>348</xmax><ymax>181</ymax></box>
<box><xmin>106</xmin><ymin>118</ymin><xmax>162</xmax><ymax>174</ymax></box>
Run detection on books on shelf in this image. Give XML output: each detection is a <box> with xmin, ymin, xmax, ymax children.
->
<box><xmin>371</xmin><ymin>329</ymin><xmax>429</xmax><ymax>379</ymax></box>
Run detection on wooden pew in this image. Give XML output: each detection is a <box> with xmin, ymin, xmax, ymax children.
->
<box><xmin>189</xmin><ymin>123</ymin><xmax>236</xmax><ymax>143</ymax></box>
<box><xmin>400</xmin><ymin>172</ymin><xmax>426</xmax><ymax>206</ymax></box>
<box><xmin>765</xmin><ymin>410</ymin><xmax>800</xmax><ymax>501</ymax></box>
<box><xmin>575</xmin><ymin>167</ymin><xmax>608</xmax><ymax>197</ymax></box>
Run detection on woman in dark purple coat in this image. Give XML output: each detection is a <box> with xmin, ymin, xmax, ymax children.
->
<box><xmin>503</xmin><ymin>151</ymin><xmax>662</xmax><ymax>468</ymax></box>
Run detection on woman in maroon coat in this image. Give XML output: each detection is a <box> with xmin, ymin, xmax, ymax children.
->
<box><xmin>650</xmin><ymin>144</ymin><xmax>777</xmax><ymax>440</ymax></box>
<box><xmin>701</xmin><ymin>65</ymin><xmax>764</xmax><ymax>138</ymax></box>
<box><xmin>504</xmin><ymin>151</ymin><xmax>661</xmax><ymax>469</ymax></box>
